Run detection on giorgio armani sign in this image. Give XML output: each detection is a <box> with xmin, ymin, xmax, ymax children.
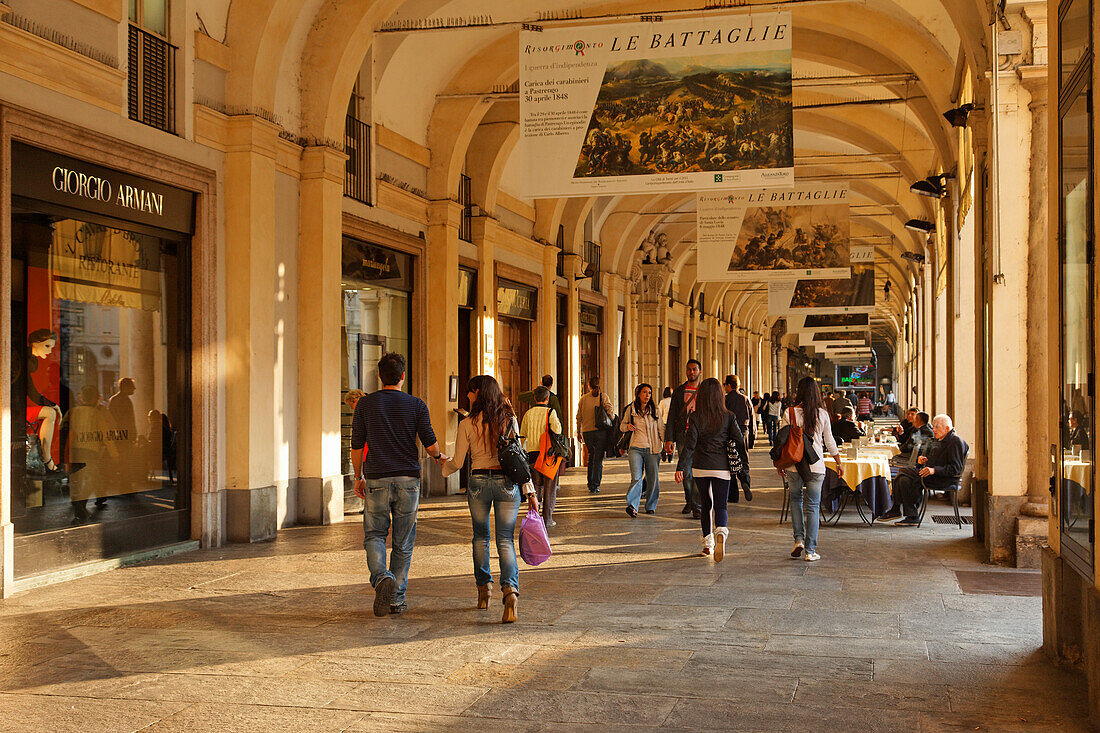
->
<box><xmin>12</xmin><ymin>142</ymin><xmax>195</xmax><ymax>234</ymax></box>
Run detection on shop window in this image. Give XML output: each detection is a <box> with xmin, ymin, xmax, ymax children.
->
<box><xmin>345</xmin><ymin>113</ymin><xmax>372</xmax><ymax>205</ymax></box>
<box><xmin>127</xmin><ymin>0</ymin><xmax>175</xmax><ymax>133</ymax></box>
<box><xmin>1058</xmin><ymin>64</ymin><xmax>1094</xmax><ymax>572</ymax></box>
<box><xmin>11</xmin><ymin>213</ymin><xmax>190</xmax><ymax>576</ymax></box>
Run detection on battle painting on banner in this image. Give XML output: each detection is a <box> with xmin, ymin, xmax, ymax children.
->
<box><xmin>768</xmin><ymin>261</ymin><xmax>875</xmax><ymax>315</ymax></box>
<box><xmin>697</xmin><ymin>183</ymin><xmax>850</xmax><ymax>281</ymax></box>
<box><xmin>519</xmin><ymin>13</ymin><xmax>793</xmax><ymax>198</ymax></box>
<box><xmin>792</xmin><ymin>312</ymin><xmax>870</xmax><ymax>332</ymax></box>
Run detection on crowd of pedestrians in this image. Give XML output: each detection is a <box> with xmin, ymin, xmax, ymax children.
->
<box><xmin>350</xmin><ymin>351</ymin><xmax>962</xmax><ymax>622</ymax></box>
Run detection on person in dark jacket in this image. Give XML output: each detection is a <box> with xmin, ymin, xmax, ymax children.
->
<box><xmin>832</xmin><ymin>407</ymin><xmax>865</xmax><ymax>444</ymax></box>
<box><xmin>676</xmin><ymin>378</ymin><xmax>748</xmax><ymax>560</ymax></box>
<box><xmin>722</xmin><ymin>375</ymin><xmax>754</xmax><ymax>501</ymax></box>
<box><xmin>894</xmin><ymin>408</ymin><xmax>918</xmax><ymax>445</ymax></box>
<box><xmin>664</xmin><ymin>359</ymin><xmax>703</xmax><ymax>517</ymax></box>
<box><xmin>883</xmin><ymin>414</ymin><xmax>969</xmax><ymax>524</ymax></box>
<box><xmin>894</xmin><ymin>411</ymin><xmax>933</xmax><ymax>463</ymax></box>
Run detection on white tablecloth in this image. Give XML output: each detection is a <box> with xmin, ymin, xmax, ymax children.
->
<box><xmin>858</xmin><ymin>444</ymin><xmax>901</xmax><ymax>459</ymax></box>
<box><xmin>1064</xmin><ymin>459</ymin><xmax>1092</xmax><ymax>493</ymax></box>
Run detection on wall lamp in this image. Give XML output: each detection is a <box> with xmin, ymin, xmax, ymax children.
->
<box><xmin>901</xmin><ymin>251</ymin><xmax>927</xmax><ymax>264</ymax></box>
<box><xmin>909</xmin><ymin>173</ymin><xmax>954</xmax><ymax>199</ymax></box>
<box><xmin>943</xmin><ymin>103</ymin><xmax>974</xmax><ymax>127</ymax></box>
<box><xmin>574</xmin><ymin>263</ymin><xmax>596</xmax><ymax>280</ymax></box>
<box><xmin>904</xmin><ymin>219</ymin><xmax>935</xmax><ymax>234</ymax></box>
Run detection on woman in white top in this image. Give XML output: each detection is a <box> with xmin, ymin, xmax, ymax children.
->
<box><xmin>657</xmin><ymin>387</ymin><xmax>673</xmax><ymax>462</ymax></box>
<box><xmin>619</xmin><ymin>383</ymin><xmax>664</xmax><ymax>517</ymax></box>
<box><xmin>778</xmin><ymin>376</ymin><xmax>843</xmax><ymax>562</ymax></box>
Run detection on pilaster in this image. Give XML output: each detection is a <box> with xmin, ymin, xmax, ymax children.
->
<box><xmin>296</xmin><ymin>145</ymin><xmax>346</xmax><ymax>525</ymax></box>
<box><xmin>224</xmin><ymin>115</ymin><xmax>280</xmax><ymax>543</ymax></box>
<box><xmin>426</xmin><ymin>200</ymin><xmax>462</xmax><ymax>495</ymax></box>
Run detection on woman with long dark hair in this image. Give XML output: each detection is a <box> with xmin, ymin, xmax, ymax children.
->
<box><xmin>675</xmin><ymin>377</ymin><xmax>747</xmax><ymax>560</ymax></box>
<box><xmin>442</xmin><ymin>375</ymin><xmax>538</xmax><ymax>623</ymax></box>
<box><xmin>779</xmin><ymin>376</ymin><xmax>843</xmax><ymax>562</ymax></box>
<box><xmin>620</xmin><ymin>383</ymin><xmax>664</xmax><ymax>516</ymax></box>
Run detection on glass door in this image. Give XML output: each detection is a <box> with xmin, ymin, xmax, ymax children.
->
<box><xmin>1058</xmin><ymin>0</ymin><xmax>1094</xmax><ymax>571</ymax></box>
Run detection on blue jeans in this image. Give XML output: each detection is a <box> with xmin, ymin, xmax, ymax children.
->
<box><xmin>626</xmin><ymin>447</ymin><xmax>660</xmax><ymax>512</ymax></box>
<box><xmin>468</xmin><ymin>474</ymin><xmax>522</xmax><ymax>590</ymax></box>
<box><xmin>677</xmin><ymin>440</ymin><xmax>699</xmax><ymax>510</ymax></box>
<box><xmin>787</xmin><ymin>470</ymin><xmax>824</xmax><ymax>553</ymax></box>
<box><xmin>764</xmin><ymin>415</ymin><xmax>779</xmax><ymax>444</ymax></box>
<box><xmin>363</xmin><ymin>476</ymin><xmax>420</xmax><ymax>605</ymax></box>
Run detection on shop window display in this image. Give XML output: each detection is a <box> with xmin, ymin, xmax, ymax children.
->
<box><xmin>11</xmin><ymin>212</ymin><xmax>189</xmax><ymax>571</ymax></box>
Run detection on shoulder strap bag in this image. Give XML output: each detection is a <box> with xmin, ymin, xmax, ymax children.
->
<box><xmin>497</xmin><ymin>416</ymin><xmax>532</xmax><ymax>486</ymax></box>
<box><xmin>533</xmin><ymin>409</ymin><xmax>565</xmax><ymax>480</ymax></box>
<box><xmin>615</xmin><ymin>405</ymin><xmax>635</xmax><ymax>454</ymax></box>
<box><xmin>594</xmin><ymin>394</ymin><xmax>613</xmax><ymax>431</ymax></box>
<box><xmin>770</xmin><ymin>406</ymin><xmax>805</xmax><ymax>470</ymax></box>
<box><xmin>726</xmin><ymin>415</ymin><xmax>746</xmax><ymax>475</ymax></box>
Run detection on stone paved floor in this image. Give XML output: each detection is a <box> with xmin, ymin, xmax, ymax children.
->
<box><xmin>0</xmin><ymin>447</ymin><xmax>1090</xmax><ymax>731</ymax></box>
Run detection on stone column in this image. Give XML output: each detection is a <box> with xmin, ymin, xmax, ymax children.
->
<box><xmin>563</xmin><ymin>253</ymin><xmax>583</xmax><ymax>453</ymax></box>
<box><xmin>425</xmin><ymin>200</ymin><xmax>462</xmax><ymax>495</ymax></box>
<box><xmin>636</xmin><ymin>263</ymin><xmax>674</xmax><ymax>391</ymax></box>
<box><xmin>224</xmin><ymin>115</ymin><xmax>279</xmax><ymax>542</ymax></box>
<box><xmin>604</xmin><ymin>275</ymin><xmax>622</xmax><ymax>408</ymax></box>
<box><xmin>296</xmin><ymin>145</ymin><xmax>345</xmax><ymax>526</ymax></box>
<box><xmin>473</xmin><ymin>217</ymin><xmax>497</xmax><ymax>377</ymax></box>
<box><xmin>539</xmin><ymin>243</ymin><xmax>558</xmax><ymax>379</ymax></box>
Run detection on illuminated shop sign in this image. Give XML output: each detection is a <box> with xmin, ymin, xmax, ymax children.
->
<box><xmin>12</xmin><ymin>142</ymin><xmax>195</xmax><ymax>234</ymax></box>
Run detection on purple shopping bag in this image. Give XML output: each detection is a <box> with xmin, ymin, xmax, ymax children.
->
<box><xmin>519</xmin><ymin>508</ymin><xmax>552</xmax><ymax>566</ymax></box>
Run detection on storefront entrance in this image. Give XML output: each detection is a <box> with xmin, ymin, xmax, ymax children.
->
<box><xmin>341</xmin><ymin>237</ymin><xmax>413</xmax><ymax>510</ymax></box>
<box><xmin>497</xmin><ymin>279</ymin><xmax>536</xmax><ymax>404</ymax></box>
<box><xmin>10</xmin><ymin>143</ymin><xmax>193</xmax><ymax>578</ymax></box>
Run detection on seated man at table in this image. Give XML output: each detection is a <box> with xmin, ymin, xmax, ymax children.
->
<box><xmin>893</xmin><ymin>407</ymin><xmax>918</xmax><ymax>444</ymax></box>
<box><xmin>881</xmin><ymin>414</ymin><xmax>969</xmax><ymax>525</ymax></box>
<box><xmin>833</xmin><ymin>407</ymin><xmax>865</xmax><ymax>445</ymax></box>
<box><xmin>892</xmin><ymin>411</ymin><xmax>933</xmax><ymax>465</ymax></box>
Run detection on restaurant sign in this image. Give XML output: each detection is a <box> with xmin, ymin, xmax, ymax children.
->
<box><xmin>580</xmin><ymin>302</ymin><xmax>603</xmax><ymax>333</ymax></box>
<box><xmin>497</xmin><ymin>280</ymin><xmax>538</xmax><ymax>320</ymax></box>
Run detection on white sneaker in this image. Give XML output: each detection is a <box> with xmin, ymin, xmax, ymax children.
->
<box><xmin>702</xmin><ymin>533</ymin><xmax>714</xmax><ymax>557</ymax></box>
<box><xmin>790</xmin><ymin>543</ymin><xmax>804</xmax><ymax>558</ymax></box>
<box><xmin>714</xmin><ymin>527</ymin><xmax>728</xmax><ymax>563</ymax></box>
<box><xmin>804</xmin><ymin>551</ymin><xmax>821</xmax><ymax>562</ymax></box>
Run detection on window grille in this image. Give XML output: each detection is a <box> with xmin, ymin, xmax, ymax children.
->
<box><xmin>344</xmin><ymin>115</ymin><xmax>372</xmax><ymax>205</ymax></box>
<box><xmin>127</xmin><ymin>24</ymin><xmax>175</xmax><ymax>133</ymax></box>
<box><xmin>583</xmin><ymin>240</ymin><xmax>602</xmax><ymax>292</ymax></box>
<box><xmin>459</xmin><ymin>174</ymin><xmax>473</xmax><ymax>242</ymax></box>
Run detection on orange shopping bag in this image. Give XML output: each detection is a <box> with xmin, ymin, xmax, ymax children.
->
<box><xmin>533</xmin><ymin>409</ymin><xmax>563</xmax><ymax>480</ymax></box>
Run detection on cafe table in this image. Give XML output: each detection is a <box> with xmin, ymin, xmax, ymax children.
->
<box><xmin>1063</xmin><ymin>457</ymin><xmax>1093</xmax><ymax>528</ymax></box>
<box><xmin>857</xmin><ymin>443</ymin><xmax>901</xmax><ymax>460</ymax></box>
<box><xmin>821</xmin><ymin>454</ymin><xmax>893</xmax><ymax>525</ymax></box>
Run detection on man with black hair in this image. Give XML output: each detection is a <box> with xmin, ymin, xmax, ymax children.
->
<box><xmin>351</xmin><ymin>352</ymin><xmax>446</xmax><ymax>618</ymax></box>
<box><xmin>895</xmin><ymin>411</ymin><xmax>933</xmax><ymax>463</ymax></box>
<box><xmin>664</xmin><ymin>358</ymin><xmax>703</xmax><ymax>518</ymax></box>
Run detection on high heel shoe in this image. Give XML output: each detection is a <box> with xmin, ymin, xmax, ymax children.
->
<box><xmin>501</xmin><ymin>587</ymin><xmax>518</xmax><ymax>624</ymax></box>
<box><xmin>477</xmin><ymin>583</ymin><xmax>492</xmax><ymax>610</ymax></box>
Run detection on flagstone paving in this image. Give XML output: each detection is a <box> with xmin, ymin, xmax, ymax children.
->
<box><xmin>0</xmin><ymin>448</ymin><xmax>1089</xmax><ymax>731</ymax></box>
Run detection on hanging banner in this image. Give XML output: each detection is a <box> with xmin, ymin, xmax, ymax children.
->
<box><xmin>788</xmin><ymin>312</ymin><xmax>869</xmax><ymax>333</ymax></box>
<box><xmin>519</xmin><ymin>12</ymin><xmax>793</xmax><ymax>198</ymax></box>
<box><xmin>799</xmin><ymin>330</ymin><xmax>872</xmax><ymax>348</ymax></box>
<box><xmin>697</xmin><ymin>183</ymin><xmax>850</xmax><ymax>281</ymax></box>
<box><xmin>768</xmin><ymin>261</ymin><xmax>875</xmax><ymax>315</ymax></box>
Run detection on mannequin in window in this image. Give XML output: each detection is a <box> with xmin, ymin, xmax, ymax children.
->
<box><xmin>25</xmin><ymin>329</ymin><xmax>64</xmax><ymax>476</ymax></box>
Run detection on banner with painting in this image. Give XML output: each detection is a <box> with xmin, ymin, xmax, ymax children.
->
<box><xmin>787</xmin><ymin>312</ymin><xmax>869</xmax><ymax>334</ymax></box>
<box><xmin>697</xmin><ymin>183</ymin><xmax>851</xmax><ymax>281</ymax></box>
<box><xmin>799</xmin><ymin>330</ymin><xmax>872</xmax><ymax>348</ymax></box>
<box><xmin>767</xmin><ymin>259</ymin><xmax>875</xmax><ymax>316</ymax></box>
<box><xmin>519</xmin><ymin>12</ymin><xmax>793</xmax><ymax>197</ymax></box>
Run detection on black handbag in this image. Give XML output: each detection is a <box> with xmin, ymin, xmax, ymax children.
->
<box><xmin>594</xmin><ymin>396</ymin><xmax>613</xmax><ymax>431</ymax></box>
<box><xmin>548</xmin><ymin>414</ymin><xmax>574</xmax><ymax>463</ymax></box>
<box><xmin>497</xmin><ymin>417</ymin><xmax>532</xmax><ymax>486</ymax></box>
<box><xmin>615</xmin><ymin>407</ymin><xmax>634</xmax><ymax>454</ymax></box>
<box><xmin>726</xmin><ymin>437</ymin><xmax>746</xmax><ymax>475</ymax></box>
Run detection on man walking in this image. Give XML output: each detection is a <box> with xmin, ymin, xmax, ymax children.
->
<box><xmin>577</xmin><ymin>377</ymin><xmax>614</xmax><ymax>493</ymax></box>
<box><xmin>664</xmin><ymin>359</ymin><xmax>702</xmax><ymax>519</ymax></box>
<box><xmin>352</xmin><ymin>352</ymin><xmax>446</xmax><ymax>617</ymax></box>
